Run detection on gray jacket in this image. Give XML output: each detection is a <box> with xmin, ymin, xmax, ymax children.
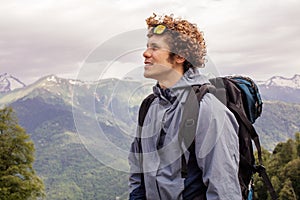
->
<box><xmin>129</xmin><ymin>69</ymin><xmax>242</xmax><ymax>200</ymax></box>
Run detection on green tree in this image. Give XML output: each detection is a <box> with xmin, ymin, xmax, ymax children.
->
<box><xmin>254</xmin><ymin>133</ymin><xmax>300</xmax><ymax>200</ymax></box>
<box><xmin>296</xmin><ymin>132</ymin><xmax>300</xmax><ymax>157</ymax></box>
<box><xmin>0</xmin><ymin>107</ymin><xmax>45</xmax><ymax>200</ymax></box>
<box><xmin>280</xmin><ymin>158</ymin><xmax>300</xmax><ymax>199</ymax></box>
<box><xmin>279</xmin><ymin>179</ymin><xmax>297</xmax><ymax>200</ymax></box>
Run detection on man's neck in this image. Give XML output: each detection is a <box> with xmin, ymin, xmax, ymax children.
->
<box><xmin>157</xmin><ymin>63</ymin><xmax>184</xmax><ymax>89</ymax></box>
<box><xmin>158</xmin><ymin>73</ymin><xmax>183</xmax><ymax>89</ymax></box>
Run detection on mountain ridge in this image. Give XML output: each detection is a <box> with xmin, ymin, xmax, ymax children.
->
<box><xmin>257</xmin><ymin>75</ymin><xmax>300</xmax><ymax>104</ymax></box>
<box><xmin>2</xmin><ymin>73</ymin><xmax>300</xmax><ymax>92</ymax></box>
<box><xmin>257</xmin><ymin>74</ymin><xmax>300</xmax><ymax>89</ymax></box>
<box><xmin>1</xmin><ymin>73</ymin><xmax>299</xmax><ymax>147</ymax></box>
<box><xmin>0</xmin><ymin>73</ymin><xmax>26</xmax><ymax>93</ymax></box>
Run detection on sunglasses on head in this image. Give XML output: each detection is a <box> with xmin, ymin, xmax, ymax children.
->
<box><xmin>152</xmin><ymin>24</ymin><xmax>167</xmax><ymax>35</ymax></box>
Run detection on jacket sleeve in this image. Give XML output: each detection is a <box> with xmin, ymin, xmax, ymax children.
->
<box><xmin>195</xmin><ymin>93</ymin><xmax>242</xmax><ymax>200</ymax></box>
<box><xmin>128</xmin><ymin>128</ymin><xmax>146</xmax><ymax>200</ymax></box>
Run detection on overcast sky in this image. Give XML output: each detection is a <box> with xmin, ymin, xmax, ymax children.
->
<box><xmin>0</xmin><ymin>0</ymin><xmax>299</xmax><ymax>84</ymax></box>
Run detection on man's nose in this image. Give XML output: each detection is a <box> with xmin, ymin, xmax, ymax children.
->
<box><xmin>143</xmin><ymin>48</ymin><xmax>151</xmax><ymax>58</ymax></box>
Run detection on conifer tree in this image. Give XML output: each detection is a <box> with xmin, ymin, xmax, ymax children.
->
<box><xmin>280</xmin><ymin>158</ymin><xmax>300</xmax><ymax>199</ymax></box>
<box><xmin>0</xmin><ymin>107</ymin><xmax>45</xmax><ymax>200</ymax></box>
<box><xmin>296</xmin><ymin>132</ymin><xmax>300</xmax><ymax>157</ymax></box>
<box><xmin>254</xmin><ymin>134</ymin><xmax>299</xmax><ymax>199</ymax></box>
<box><xmin>279</xmin><ymin>179</ymin><xmax>297</xmax><ymax>200</ymax></box>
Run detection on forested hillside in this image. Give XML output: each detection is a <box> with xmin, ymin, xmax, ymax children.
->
<box><xmin>255</xmin><ymin>101</ymin><xmax>300</xmax><ymax>150</ymax></box>
<box><xmin>254</xmin><ymin>133</ymin><xmax>299</xmax><ymax>200</ymax></box>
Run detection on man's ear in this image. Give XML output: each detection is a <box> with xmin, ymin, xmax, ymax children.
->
<box><xmin>175</xmin><ymin>55</ymin><xmax>185</xmax><ymax>64</ymax></box>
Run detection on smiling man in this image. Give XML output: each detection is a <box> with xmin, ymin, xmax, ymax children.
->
<box><xmin>128</xmin><ymin>13</ymin><xmax>242</xmax><ymax>200</ymax></box>
<box><xmin>143</xmin><ymin>31</ymin><xmax>184</xmax><ymax>88</ymax></box>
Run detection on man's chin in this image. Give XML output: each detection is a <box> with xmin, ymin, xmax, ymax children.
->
<box><xmin>143</xmin><ymin>73</ymin><xmax>151</xmax><ymax>79</ymax></box>
<box><xmin>143</xmin><ymin>71</ymin><xmax>155</xmax><ymax>80</ymax></box>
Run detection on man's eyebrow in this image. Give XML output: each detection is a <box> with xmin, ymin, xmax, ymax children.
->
<box><xmin>147</xmin><ymin>42</ymin><xmax>160</xmax><ymax>47</ymax></box>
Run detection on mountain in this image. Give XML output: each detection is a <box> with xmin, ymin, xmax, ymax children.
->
<box><xmin>254</xmin><ymin>101</ymin><xmax>300</xmax><ymax>150</ymax></box>
<box><xmin>0</xmin><ymin>75</ymin><xmax>151</xmax><ymax>199</ymax></box>
<box><xmin>257</xmin><ymin>74</ymin><xmax>300</xmax><ymax>103</ymax></box>
<box><xmin>258</xmin><ymin>74</ymin><xmax>300</xmax><ymax>89</ymax></box>
<box><xmin>0</xmin><ymin>74</ymin><xmax>299</xmax><ymax>199</ymax></box>
<box><xmin>0</xmin><ymin>73</ymin><xmax>26</xmax><ymax>93</ymax></box>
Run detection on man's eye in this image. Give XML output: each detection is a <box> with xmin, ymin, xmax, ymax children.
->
<box><xmin>146</xmin><ymin>44</ymin><xmax>160</xmax><ymax>51</ymax></box>
<box><xmin>151</xmin><ymin>46</ymin><xmax>159</xmax><ymax>50</ymax></box>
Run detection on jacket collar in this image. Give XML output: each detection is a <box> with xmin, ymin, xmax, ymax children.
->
<box><xmin>153</xmin><ymin>68</ymin><xmax>210</xmax><ymax>103</ymax></box>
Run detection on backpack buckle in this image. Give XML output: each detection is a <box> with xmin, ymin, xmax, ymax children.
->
<box><xmin>185</xmin><ymin>119</ymin><xmax>195</xmax><ymax>127</ymax></box>
<box><xmin>253</xmin><ymin>164</ymin><xmax>266</xmax><ymax>175</ymax></box>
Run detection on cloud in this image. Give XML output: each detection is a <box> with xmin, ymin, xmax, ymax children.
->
<box><xmin>201</xmin><ymin>0</ymin><xmax>300</xmax><ymax>80</ymax></box>
<box><xmin>0</xmin><ymin>0</ymin><xmax>299</xmax><ymax>84</ymax></box>
<box><xmin>0</xmin><ymin>0</ymin><xmax>131</xmax><ymax>83</ymax></box>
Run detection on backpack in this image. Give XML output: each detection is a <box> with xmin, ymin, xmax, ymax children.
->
<box><xmin>138</xmin><ymin>76</ymin><xmax>278</xmax><ymax>200</ymax></box>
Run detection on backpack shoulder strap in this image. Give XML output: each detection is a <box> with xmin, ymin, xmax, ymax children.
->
<box><xmin>138</xmin><ymin>93</ymin><xmax>156</xmax><ymax>127</ymax></box>
<box><xmin>133</xmin><ymin>94</ymin><xmax>156</xmax><ymax>196</ymax></box>
<box><xmin>180</xmin><ymin>85</ymin><xmax>212</xmax><ymax>177</ymax></box>
<box><xmin>180</xmin><ymin>84</ymin><xmax>212</xmax><ymax>146</ymax></box>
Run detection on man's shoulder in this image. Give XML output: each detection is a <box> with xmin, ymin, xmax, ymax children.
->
<box><xmin>200</xmin><ymin>92</ymin><xmax>233</xmax><ymax>115</ymax></box>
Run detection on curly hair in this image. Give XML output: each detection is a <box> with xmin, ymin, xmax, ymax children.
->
<box><xmin>146</xmin><ymin>13</ymin><xmax>207</xmax><ymax>72</ymax></box>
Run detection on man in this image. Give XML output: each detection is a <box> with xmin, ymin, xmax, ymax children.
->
<box><xmin>128</xmin><ymin>13</ymin><xmax>242</xmax><ymax>200</ymax></box>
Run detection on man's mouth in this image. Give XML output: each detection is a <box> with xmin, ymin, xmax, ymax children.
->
<box><xmin>144</xmin><ymin>61</ymin><xmax>153</xmax><ymax>66</ymax></box>
<box><xmin>144</xmin><ymin>61</ymin><xmax>153</xmax><ymax>69</ymax></box>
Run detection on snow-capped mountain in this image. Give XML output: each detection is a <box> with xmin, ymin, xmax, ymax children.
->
<box><xmin>258</xmin><ymin>74</ymin><xmax>300</xmax><ymax>103</ymax></box>
<box><xmin>0</xmin><ymin>73</ymin><xmax>26</xmax><ymax>93</ymax></box>
<box><xmin>258</xmin><ymin>74</ymin><xmax>300</xmax><ymax>89</ymax></box>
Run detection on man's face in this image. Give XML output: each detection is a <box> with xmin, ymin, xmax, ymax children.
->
<box><xmin>143</xmin><ymin>35</ymin><xmax>175</xmax><ymax>81</ymax></box>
